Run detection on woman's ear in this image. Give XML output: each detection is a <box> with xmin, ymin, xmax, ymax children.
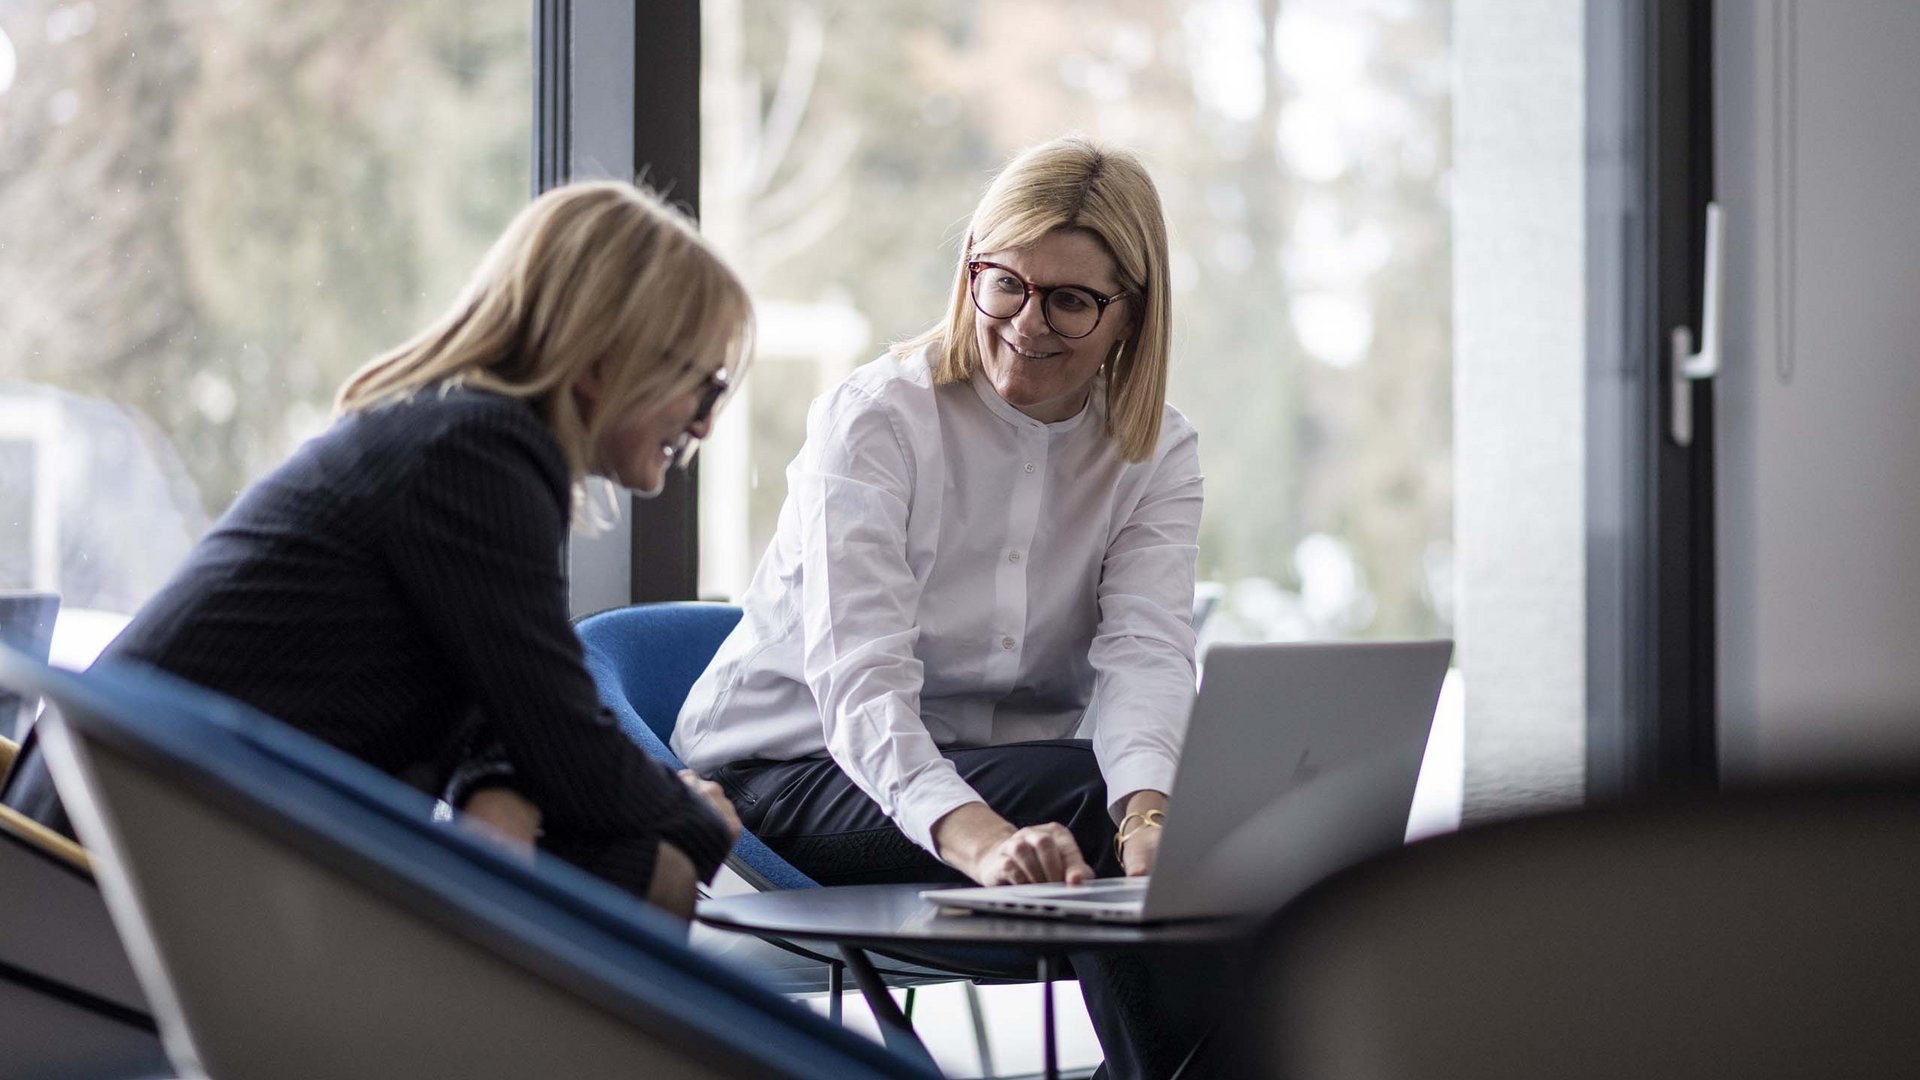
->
<box><xmin>571</xmin><ymin>359</ymin><xmax>606</xmax><ymax>421</ymax></box>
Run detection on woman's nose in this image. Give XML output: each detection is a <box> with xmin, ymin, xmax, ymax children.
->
<box><xmin>1010</xmin><ymin>296</ymin><xmax>1052</xmax><ymax>338</ymax></box>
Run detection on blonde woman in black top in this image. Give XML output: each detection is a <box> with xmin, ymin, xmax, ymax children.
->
<box><xmin>4</xmin><ymin>181</ymin><xmax>751</xmax><ymax>916</ymax></box>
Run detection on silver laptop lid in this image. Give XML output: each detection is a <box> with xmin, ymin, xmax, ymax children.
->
<box><xmin>1145</xmin><ymin>640</ymin><xmax>1451</xmax><ymax>920</ymax></box>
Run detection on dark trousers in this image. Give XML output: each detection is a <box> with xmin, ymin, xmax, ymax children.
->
<box><xmin>715</xmin><ymin>740</ymin><xmax>1241</xmax><ymax>1080</ymax></box>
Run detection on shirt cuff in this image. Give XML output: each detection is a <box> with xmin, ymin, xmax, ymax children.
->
<box><xmin>1102</xmin><ymin>751</ymin><xmax>1180</xmax><ymax>824</ymax></box>
<box><xmin>443</xmin><ymin>751</ymin><xmax>520</xmax><ymax>809</ymax></box>
<box><xmin>892</xmin><ymin>765</ymin><xmax>988</xmax><ymax>858</ymax></box>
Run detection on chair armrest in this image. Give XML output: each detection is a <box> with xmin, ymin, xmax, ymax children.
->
<box><xmin>1</xmin><ymin>734</ymin><xmax>17</xmax><ymax>776</ymax></box>
<box><xmin>0</xmin><ymin>802</ymin><xmax>90</xmax><ymax>874</ymax></box>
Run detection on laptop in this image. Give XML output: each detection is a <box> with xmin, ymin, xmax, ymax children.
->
<box><xmin>920</xmin><ymin>639</ymin><xmax>1452</xmax><ymax>923</ymax></box>
<box><xmin>0</xmin><ymin>591</ymin><xmax>59</xmax><ymax>742</ymax></box>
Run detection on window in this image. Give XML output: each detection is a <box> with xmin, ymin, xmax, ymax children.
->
<box><xmin>0</xmin><ymin>1</ymin><xmax>530</xmax><ymax>663</ymax></box>
<box><xmin>695</xmin><ymin>2</ymin><xmax>1506</xmax><ymax>1070</ymax></box>
<box><xmin>698</xmin><ymin>2</ymin><xmax>1454</xmax><ymax>656</ymax></box>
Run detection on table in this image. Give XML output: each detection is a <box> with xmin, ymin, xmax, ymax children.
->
<box><xmin>698</xmin><ymin>883</ymin><xmax>1254</xmax><ymax>1079</ymax></box>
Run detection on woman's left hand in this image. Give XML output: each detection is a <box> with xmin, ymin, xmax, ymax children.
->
<box><xmin>1119</xmin><ymin>819</ymin><xmax>1161</xmax><ymax>876</ymax></box>
<box><xmin>462</xmin><ymin>787</ymin><xmax>543</xmax><ymax>857</ymax></box>
<box><xmin>1117</xmin><ymin>789</ymin><xmax>1169</xmax><ymax>876</ymax></box>
<box><xmin>679</xmin><ymin>769</ymin><xmax>743</xmax><ymax>843</ymax></box>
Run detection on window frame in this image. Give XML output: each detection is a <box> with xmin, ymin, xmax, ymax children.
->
<box><xmin>544</xmin><ymin>0</ymin><xmax>1720</xmax><ymax>786</ymax></box>
<box><xmin>542</xmin><ymin>0</ymin><xmax>704</xmax><ymax>616</ymax></box>
<box><xmin>1585</xmin><ymin>0</ymin><xmax>1718</xmax><ymax>799</ymax></box>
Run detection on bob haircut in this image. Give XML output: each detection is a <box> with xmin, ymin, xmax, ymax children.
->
<box><xmin>899</xmin><ymin>135</ymin><xmax>1172</xmax><ymax>462</ymax></box>
<box><xmin>336</xmin><ymin>180</ymin><xmax>753</xmax><ymax>484</ymax></box>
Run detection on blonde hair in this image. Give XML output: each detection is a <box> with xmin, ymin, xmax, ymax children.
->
<box><xmin>337</xmin><ymin>180</ymin><xmax>753</xmax><ymax>482</ymax></box>
<box><xmin>898</xmin><ymin>135</ymin><xmax>1172</xmax><ymax>462</ymax></box>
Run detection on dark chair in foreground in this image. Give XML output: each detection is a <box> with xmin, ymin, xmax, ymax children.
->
<box><xmin>1239</xmin><ymin>786</ymin><xmax>1920</xmax><ymax>1079</ymax></box>
<box><xmin>0</xmin><ymin>735</ymin><xmax>166</xmax><ymax>1079</ymax></box>
<box><xmin>0</xmin><ymin>647</ymin><xmax>940</xmax><ymax>1080</ymax></box>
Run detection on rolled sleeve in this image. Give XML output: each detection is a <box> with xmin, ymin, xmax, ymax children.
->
<box><xmin>892</xmin><ymin>762</ymin><xmax>990</xmax><ymax>856</ymax></box>
<box><xmin>795</xmin><ymin>387</ymin><xmax>984</xmax><ymax>855</ymax></box>
<box><xmin>1089</xmin><ymin>422</ymin><xmax>1205</xmax><ymax>822</ymax></box>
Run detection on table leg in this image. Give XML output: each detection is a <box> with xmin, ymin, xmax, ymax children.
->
<box><xmin>1039</xmin><ymin>953</ymin><xmax>1060</xmax><ymax>1080</ymax></box>
<box><xmin>964</xmin><ymin>982</ymin><xmax>997</xmax><ymax>1079</ymax></box>
<box><xmin>828</xmin><ymin>959</ymin><xmax>844</xmax><ymax>1025</ymax></box>
<box><xmin>839</xmin><ymin>946</ymin><xmax>938</xmax><ymax>1070</ymax></box>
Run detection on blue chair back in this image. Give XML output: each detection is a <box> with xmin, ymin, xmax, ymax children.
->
<box><xmin>0</xmin><ymin>648</ymin><xmax>938</xmax><ymax>1080</ymax></box>
<box><xmin>575</xmin><ymin>603</ymin><xmax>818</xmax><ymax>893</ymax></box>
<box><xmin>574</xmin><ymin>601</ymin><xmax>742</xmax><ymax>766</ymax></box>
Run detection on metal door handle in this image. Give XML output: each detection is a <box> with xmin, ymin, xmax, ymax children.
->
<box><xmin>1671</xmin><ymin>201</ymin><xmax>1723</xmax><ymax>447</ymax></box>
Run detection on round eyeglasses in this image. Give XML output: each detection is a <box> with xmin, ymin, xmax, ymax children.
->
<box><xmin>967</xmin><ymin>260</ymin><xmax>1128</xmax><ymax>340</ymax></box>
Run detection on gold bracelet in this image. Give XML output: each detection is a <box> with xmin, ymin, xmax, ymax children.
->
<box><xmin>1115</xmin><ymin>809</ymin><xmax>1165</xmax><ymax>861</ymax></box>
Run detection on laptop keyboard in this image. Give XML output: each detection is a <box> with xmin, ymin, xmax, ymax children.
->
<box><xmin>1026</xmin><ymin>879</ymin><xmax>1150</xmax><ymax>903</ymax></box>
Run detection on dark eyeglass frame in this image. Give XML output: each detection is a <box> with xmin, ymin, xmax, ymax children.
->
<box><xmin>691</xmin><ymin>365</ymin><xmax>730</xmax><ymax>425</ymax></box>
<box><xmin>966</xmin><ymin>259</ymin><xmax>1128</xmax><ymax>340</ymax></box>
<box><xmin>662</xmin><ymin>364</ymin><xmax>731</xmax><ymax>471</ymax></box>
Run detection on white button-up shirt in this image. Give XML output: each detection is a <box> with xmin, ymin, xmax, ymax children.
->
<box><xmin>674</xmin><ymin>347</ymin><xmax>1204</xmax><ymax>855</ymax></box>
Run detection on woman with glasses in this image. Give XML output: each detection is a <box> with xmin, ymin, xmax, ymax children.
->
<box><xmin>3</xmin><ymin>181</ymin><xmax>748</xmax><ymax>918</ymax></box>
<box><xmin>676</xmin><ymin>136</ymin><xmax>1216</xmax><ymax>1077</ymax></box>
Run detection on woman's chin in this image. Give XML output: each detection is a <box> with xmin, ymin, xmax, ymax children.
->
<box><xmin>627</xmin><ymin>470</ymin><xmax>667</xmax><ymax>499</ymax></box>
<box><xmin>594</xmin><ymin>464</ymin><xmax>666</xmax><ymax>500</ymax></box>
<box><xmin>990</xmin><ymin>375</ymin><xmax>1046</xmax><ymax>408</ymax></box>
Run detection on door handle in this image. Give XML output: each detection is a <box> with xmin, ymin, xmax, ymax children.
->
<box><xmin>1671</xmin><ymin>201</ymin><xmax>1723</xmax><ymax>447</ymax></box>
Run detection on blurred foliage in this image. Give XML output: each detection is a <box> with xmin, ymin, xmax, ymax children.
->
<box><xmin>0</xmin><ymin>0</ymin><xmax>1448</xmax><ymax>638</ymax></box>
<box><xmin>0</xmin><ymin>0</ymin><xmax>529</xmax><ymax>514</ymax></box>
<box><xmin>706</xmin><ymin>0</ymin><xmax>1452</xmax><ymax>639</ymax></box>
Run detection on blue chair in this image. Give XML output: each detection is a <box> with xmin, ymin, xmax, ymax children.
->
<box><xmin>576</xmin><ymin>602</ymin><xmax>1030</xmax><ymax>1070</ymax></box>
<box><xmin>575</xmin><ymin>602</ymin><xmax>810</xmax><ymax>892</ymax></box>
<box><xmin>0</xmin><ymin>646</ymin><xmax>941</xmax><ymax>1080</ymax></box>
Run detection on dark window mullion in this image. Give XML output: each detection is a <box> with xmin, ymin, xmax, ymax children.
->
<box><xmin>538</xmin><ymin>0</ymin><xmax>702</xmax><ymax>611</ymax></box>
<box><xmin>1586</xmin><ymin>0</ymin><xmax>1717</xmax><ymax>800</ymax></box>
<box><xmin>626</xmin><ymin>0</ymin><xmax>703</xmax><ymax>603</ymax></box>
<box><xmin>1648</xmin><ymin>0</ymin><xmax>1718</xmax><ymax>788</ymax></box>
<box><xmin>533</xmin><ymin>0</ymin><xmax>570</xmax><ymax>196</ymax></box>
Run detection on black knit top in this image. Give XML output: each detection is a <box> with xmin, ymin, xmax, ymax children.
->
<box><xmin>10</xmin><ymin>385</ymin><xmax>729</xmax><ymax>888</ymax></box>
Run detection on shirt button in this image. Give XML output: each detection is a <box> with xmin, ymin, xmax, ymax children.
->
<box><xmin>1024</xmin><ymin>462</ymin><xmax>1037</xmax><ymax>474</ymax></box>
<box><xmin>1001</xmin><ymin>636</ymin><xmax>1017</xmax><ymax>651</ymax></box>
<box><xmin>1009</xmin><ymin>550</ymin><xmax>1022</xmax><ymax>563</ymax></box>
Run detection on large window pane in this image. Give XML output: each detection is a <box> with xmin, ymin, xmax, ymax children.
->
<box><xmin>0</xmin><ymin>1</ymin><xmax>530</xmax><ymax>663</ymax></box>
<box><xmin>699</xmin><ymin>0</ymin><xmax>1451</xmax><ymax>644</ymax></box>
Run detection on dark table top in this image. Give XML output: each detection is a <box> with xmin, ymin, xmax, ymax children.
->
<box><xmin>697</xmin><ymin>882</ymin><xmax>1258</xmax><ymax>952</ymax></box>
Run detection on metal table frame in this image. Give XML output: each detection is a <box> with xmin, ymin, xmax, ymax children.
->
<box><xmin>699</xmin><ymin>883</ymin><xmax>1251</xmax><ymax>1080</ymax></box>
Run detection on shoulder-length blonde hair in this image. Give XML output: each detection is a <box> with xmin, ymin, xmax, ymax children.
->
<box><xmin>336</xmin><ymin>180</ymin><xmax>753</xmax><ymax>482</ymax></box>
<box><xmin>898</xmin><ymin>135</ymin><xmax>1172</xmax><ymax>462</ymax></box>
